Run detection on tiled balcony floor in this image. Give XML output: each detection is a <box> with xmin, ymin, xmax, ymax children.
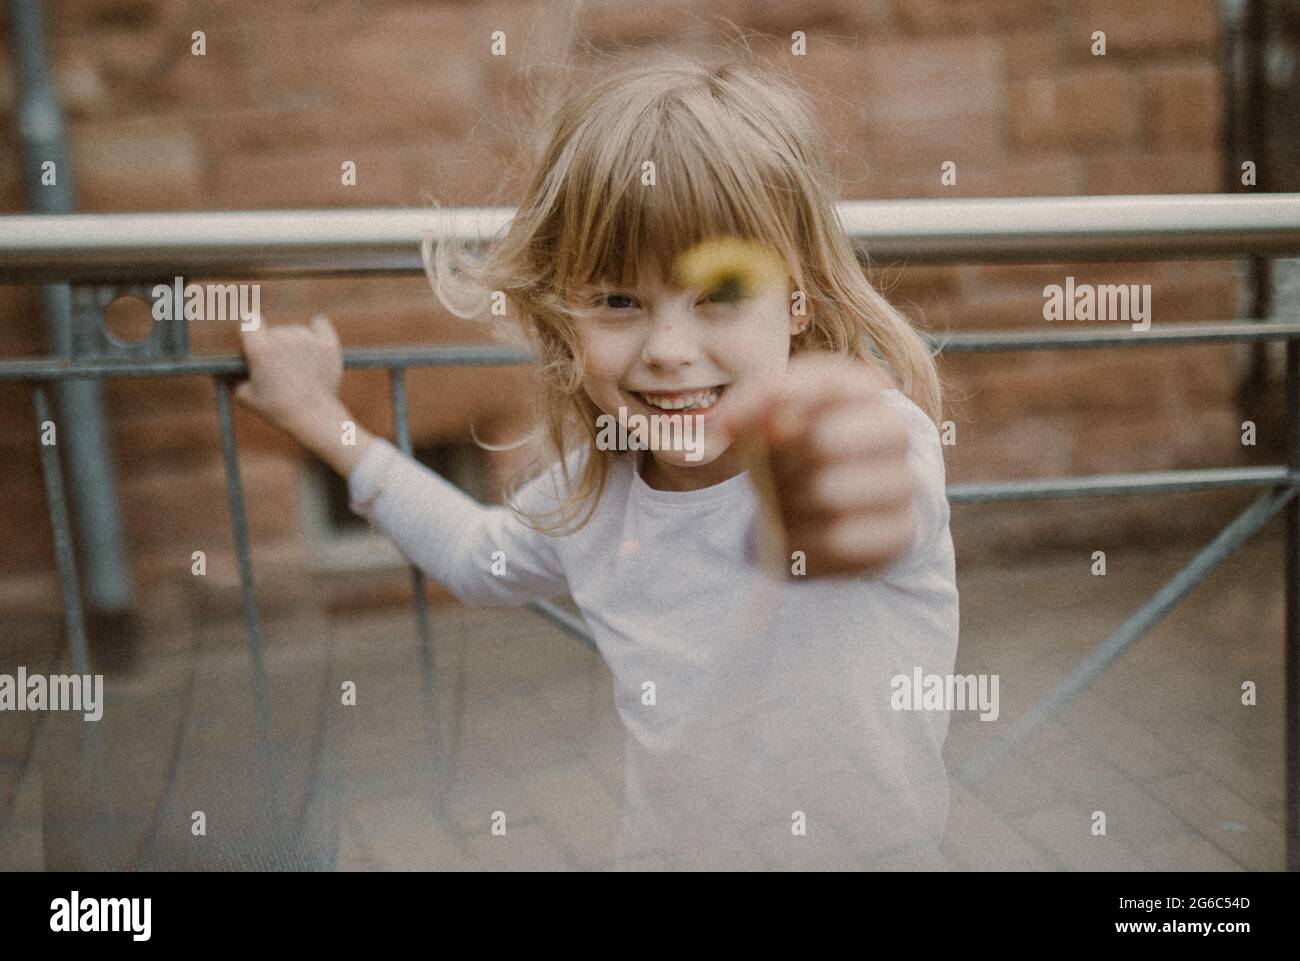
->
<box><xmin>0</xmin><ymin>530</ymin><xmax>1287</xmax><ymax>871</ymax></box>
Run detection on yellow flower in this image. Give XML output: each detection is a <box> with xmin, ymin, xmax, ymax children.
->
<box><xmin>671</xmin><ymin>237</ymin><xmax>787</xmax><ymax>303</ymax></box>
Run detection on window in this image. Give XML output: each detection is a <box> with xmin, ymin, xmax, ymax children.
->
<box><xmin>300</xmin><ymin>441</ymin><xmax>489</xmax><ymax>571</ymax></box>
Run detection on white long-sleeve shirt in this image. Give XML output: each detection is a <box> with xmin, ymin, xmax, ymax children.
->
<box><xmin>348</xmin><ymin>388</ymin><xmax>959</xmax><ymax>870</ymax></box>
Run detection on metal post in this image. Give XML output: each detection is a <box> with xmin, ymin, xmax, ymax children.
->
<box><xmin>387</xmin><ymin>368</ymin><xmax>444</xmax><ymax>808</ymax></box>
<box><xmin>31</xmin><ymin>383</ymin><xmax>106</xmax><ymax>807</ymax></box>
<box><xmin>213</xmin><ymin>376</ymin><xmax>284</xmax><ymax>838</ymax></box>
<box><xmin>11</xmin><ymin>0</ymin><xmax>137</xmax><ymax>666</ymax></box>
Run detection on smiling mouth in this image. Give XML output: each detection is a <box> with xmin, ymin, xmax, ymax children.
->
<box><xmin>630</xmin><ymin>385</ymin><xmax>727</xmax><ymax>412</ymax></box>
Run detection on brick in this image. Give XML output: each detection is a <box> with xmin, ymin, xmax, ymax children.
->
<box><xmin>1163</xmin><ymin>344</ymin><xmax>1239</xmax><ymax>407</ymax></box>
<box><xmin>240</xmin><ymin>5</ymin><xmax>366</xmax><ymax>112</ymax></box>
<box><xmin>118</xmin><ymin>455</ymin><xmax>302</xmax><ymax>553</ymax></box>
<box><xmin>942</xmin><ymin>410</ymin><xmax>1076</xmax><ymax>480</ymax></box>
<box><xmin>577</xmin><ymin>0</ymin><xmax>714</xmax><ymax>52</ymax></box>
<box><xmin>51</xmin><ymin>49</ymin><xmax>113</xmax><ymax>119</ymax></box>
<box><xmin>936</xmin><ymin>288</ymin><xmax>1062</xmax><ymax>329</ymax></box>
<box><xmin>211</xmin><ymin>145</ymin><xmax>415</xmax><ymax>209</ymax></box>
<box><xmin>67</xmin><ymin>116</ymin><xmax>203</xmax><ymax>210</ymax></box>
<box><xmin>892</xmin><ymin>0</ymin><xmax>1053</xmax><ymax>35</ymax></box>
<box><xmin>1004</xmin><ymin>29</ymin><xmax>1063</xmax><ymax>78</ymax></box>
<box><xmin>0</xmin><ymin>479</ymin><xmax>56</xmax><ymax>576</ymax></box>
<box><xmin>193</xmin><ymin>108</ymin><xmax>338</xmax><ymax>156</ymax></box>
<box><xmin>1147</xmin><ymin>269</ymin><xmax>1239</xmax><ymax>322</ymax></box>
<box><xmin>51</xmin><ymin>0</ymin><xmax>168</xmax><ymax>36</ymax></box>
<box><xmin>1081</xmin><ymin>148</ymin><xmax>1221</xmax><ymax>193</ymax></box>
<box><xmin>965</xmin><ymin>350</ymin><xmax>1178</xmax><ymax>428</ymax></box>
<box><xmin>1141</xmin><ymin>63</ymin><xmax>1223</xmax><ymax>150</ymax></box>
<box><xmin>0</xmin><ymin>573</ymin><xmax>62</xmax><ymax>618</ymax></box>
<box><xmin>0</xmin><ymin>286</ymin><xmax>44</xmax><ymax>355</ymax></box>
<box><xmin>407</xmin><ymin>136</ymin><xmax>520</xmax><ymax>208</ymax></box>
<box><xmin>872</xmin><ymin>264</ymin><xmax>963</xmax><ymax>303</ymax></box>
<box><xmin>912</xmin><ymin>156</ymin><xmax>1081</xmax><ymax>197</ymax></box>
<box><xmin>704</xmin><ymin>0</ymin><xmax>887</xmax><ymax>37</ymax></box>
<box><xmin>966</xmin><ymin>262</ymin><xmax>1098</xmax><ymax>293</ymax></box>
<box><xmin>860</xmin><ymin>37</ymin><xmax>1005</xmax><ymax>125</ymax></box>
<box><xmin>0</xmin><ymin>139</ymin><xmax>24</xmax><ymax>213</ymax></box>
<box><xmin>1067</xmin><ymin>0</ymin><xmax>1220</xmax><ymax>56</ymax></box>
<box><xmin>1010</xmin><ymin>68</ymin><xmax>1138</xmax><ymax>153</ymax></box>
<box><xmin>0</xmin><ymin>49</ymin><xmax>14</xmax><ymax>118</ymax></box>
<box><xmin>481</xmin><ymin>0</ymin><xmax>577</xmax><ymax>111</ymax></box>
<box><xmin>860</xmin><ymin>109</ymin><xmax>1005</xmax><ymax>173</ymax></box>
<box><xmin>329</xmin><ymin>8</ymin><xmax>487</xmax><ymax>141</ymax></box>
<box><xmin>783</xmin><ymin>44</ymin><xmax>873</xmax><ymax>164</ymax></box>
<box><xmin>104</xmin><ymin>375</ymin><xmax>216</xmax><ymax>417</ymax></box>
<box><xmin>108</xmin><ymin>408</ymin><xmax>222</xmax><ymax>476</ymax></box>
<box><xmin>1068</xmin><ymin>410</ymin><xmax>1223</xmax><ymax>476</ymax></box>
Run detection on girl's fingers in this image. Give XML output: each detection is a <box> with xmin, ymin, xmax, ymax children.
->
<box><xmin>783</xmin><ymin>460</ymin><xmax>913</xmax><ymax>518</ymax></box>
<box><xmin>804</xmin><ymin>401</ymin><xmax>910</xmax><ymax>465</ymax></box>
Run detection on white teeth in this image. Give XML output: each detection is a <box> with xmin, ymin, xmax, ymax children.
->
<box><xmin>638</xmin><ymin>387</ymin><xmax>721</xmax><ymax>411</ymax></box>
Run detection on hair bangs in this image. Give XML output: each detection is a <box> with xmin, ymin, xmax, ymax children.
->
<box><xmin>551</xmin><ymin>92</ymin><xmax>797</xmax><ymax>301</ymax></box>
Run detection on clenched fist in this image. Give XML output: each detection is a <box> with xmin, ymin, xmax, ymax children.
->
<box><xmin>716</xmin><ymin>352</ymin><xmax>917</xmax><ymax>578</ymax></box>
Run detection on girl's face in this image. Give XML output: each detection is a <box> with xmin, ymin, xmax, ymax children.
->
<box><xmin>574</xmin><ymin>255</ymin><xmax>803</xmax><ymax>492</ymax></box>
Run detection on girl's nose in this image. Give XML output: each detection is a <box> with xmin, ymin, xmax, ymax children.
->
<box><xmin>639</xmin><ymin>305</ymin><xmax>699</xmax><ymax>368</ymax></box>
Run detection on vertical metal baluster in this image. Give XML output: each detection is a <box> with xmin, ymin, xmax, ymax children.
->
<box><xmin>213</xmin><ymin>376</ymin><xmax>285</xmax><ymax>840</ymax></box>
<box><xmin>387</xmin><ymin>368</ymin><xmax>443</xmax><ymax>805</ymax></box>
<box><xmin>1287</xmin><ymin>335</ymin><xmax>1299</xmax><ymax>872</ymax></box>
<box><xmin>32</xmin><ymin>383</ymin><xmax>107</xmax><ymax>813</ymax></box>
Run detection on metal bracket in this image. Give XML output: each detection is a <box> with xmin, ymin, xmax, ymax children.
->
<box><xmin>70</xmin><ymin>280</ymin><xmax>190</xmax><ymax>360</ymax></box>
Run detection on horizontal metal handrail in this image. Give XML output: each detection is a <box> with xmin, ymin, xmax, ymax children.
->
<box><xmin>0</xmin><ymin>345</ymin><xmax>535</xmax><ymax>381</ymax></box>
<box><xmin>3</xmin><ymin>320</ymin><xmax>1299</xmax><ymax>382</ymax></box>
<box><xmin>1</xmin><ymin>194</ymin><xmax>1298</xmax><ymax>282</ymax></box>
<box><xmin>948</xmin><ymin>466</ymin><xmax>1292</xmax><ymax>503</ymax></box>
<box><xmin>935</xmin><ymin>320</ymin><xmax>1300</xmax><ymax>351</ymax></box>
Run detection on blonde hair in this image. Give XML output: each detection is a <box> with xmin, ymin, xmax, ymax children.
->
<box><xmin>425</xmin><ymin>51</ymin><xmax>942</xmax><ymax>535</ymax></box>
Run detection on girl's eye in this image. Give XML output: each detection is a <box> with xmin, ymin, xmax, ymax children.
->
<box><xmin>600</xmin><ymin>293</ymin><xmax>637</xmax><ymax>310</ymax></box>
<box><xmin>697</xmin><ymin>275</ymin><xmax>749</xmax><ymax>306</ymax></box>
<box><xmin>697</xmin><ymin>288</ymin><xmax>746</xmax><ymax>307</ymax></box>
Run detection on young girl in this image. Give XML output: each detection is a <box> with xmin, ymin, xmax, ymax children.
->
<box><xmin>236</xmin><ymin>54</ymin><xmax>958</xmax><ymax>871</ymax></box>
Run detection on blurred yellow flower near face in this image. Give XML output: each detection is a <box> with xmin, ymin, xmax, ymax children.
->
<box><xmin>671</xmin><ymin>237</ymin><xmax>788</xmax><ymax>303</ymax></box>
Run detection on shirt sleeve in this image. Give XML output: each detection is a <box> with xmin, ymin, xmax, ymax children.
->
<box><xmin>347</xmin><ymin>436</ymin><xmax>570</xmax><ymax>605</ymax></box>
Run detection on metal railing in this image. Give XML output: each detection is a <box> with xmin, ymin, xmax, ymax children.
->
<box><xmin>1</xmin><ymin>194</ymin><xmax>1298</xmax><ymax>870</ymax></box>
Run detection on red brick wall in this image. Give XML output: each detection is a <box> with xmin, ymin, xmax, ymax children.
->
<box><xmin>0</xmin><ymin>0</ymin><xmax>1261</xmax><ymax>615</ymax></box>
